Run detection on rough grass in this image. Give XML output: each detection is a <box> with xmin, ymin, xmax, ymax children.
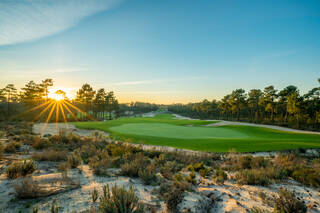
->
<box><xmin>74</xmin><ymin>114</ymin><xmax>320</xmax><ymax>152</ymax></box>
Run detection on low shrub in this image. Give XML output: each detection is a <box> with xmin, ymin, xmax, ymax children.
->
<box><xmin>89</xmin><ymin>152</ymin><xmax>112</xmax><ymax>176</ymax></box>
<box><xmin>77</xmin><ymin>143</ymin><xmax>100</xmax><ymax>163</ymax></box>
<box><xmin>32</xmin><ymin>149</ymin><xmax>67</xmax><ymax>162</ymax></box>
<box><xmin>159</xmin><ymin>182</ymin><xmax>185</xmax><ymax>212</ymax></box>
<box><xmin>99</xmin><ymin>184</ymin><xmax>144</xmax><ymax>213</ymax></box>
<box><xmin>212</xmin><ymin>169</ymin><xmax>227</xmax><ymax>185</ymax></box>
<box><xmin>236</xmin><ymin>169</ymin><xmax>271</xmax><ymax>186</ymax></box>
<box><xmin>67</xmin><ymin>152</ymin><xmax>82</xmax><ymax>168</ymax></box>
<box><xmin>160</xmin><ymin>161</ymin><xmax>183</xmax><ymax>180</ymax></box>
<box><xmin>92</xmin><ymin>187</ymin><xmax>98</xmax><ymax>203</ymax></box>
<box><xmin>32</xmin><ymin>136</ymin><xmax>50</xmax><ymax>150</ymax></box>
<box><xmin>273</xmin><ymin>188</ymin><xmax>307</xmax><ymax>213</ymax></box>
<box><xmin>4</xmin><ymin>141</ymin><xmax>21</xmax><ymax>153</ymax></box>
<box><xmin>226</xmin><ymin>155</ymin><xmax>270</xmax><ymax>171</ymax></box>
<box><xmin>187</xmin><ymin>161</ymin><xmax>205</xmax><ymax>172</ymax></box>
<box><xmin>291</xmin><ymin>167</ymin><xmax>320</xmax><ymax>187</ymax></box>
<box><xmin>249</xmin><ymin>207</ymin><xmax>271</xmax><ymax>213</ymax></box>
<box><xmin>121</xmin><ymin>153</ymin><xmax>150</xmax><ymax>177</ymax></box>
<box><xmin>199</xmin><ymin>168</ymin><xmax>210</xmax><ymax>177</ymax></box>
<box><xmin>6</xmin><ymin>160</ymin><xmax>37</xmax><ymax>179</ymax></box>
<box><xmin>186</xmin><ymin>170</ymin><xmax>197</xmax><ymax>185</ymax></box>
<box><xmin>138</xmin><ymin>164</ymin><xmax>157</xmax><ymax>185</ymax></box>
<box><xmin>0</xmin><ymin>142</ymin><xmax>4</xmax><ymax>160</ymax></box>
<box><xmin>14</xmin><ymin>178</ymin><xmax>41</xmax><ymax>199</ymax></box>
<box><xmin>236</xmin><ymin>167</ymin><xmax>287</xmax><ymax>186</ymax></box>
<box><xmin>57</xmin><ymin>161</ymin><xmax>70</xmax><ymax>173</ymax></box>
<box><xmin>173</xmin><ymin>173</ymin><xmax>192</xmax><ymax>191</ymax></box>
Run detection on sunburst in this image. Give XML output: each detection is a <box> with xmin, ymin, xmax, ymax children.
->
<box><xmin>24</xmin><ymin>90</ymin><xmax>94</xmax><ymax>135</ymax></box>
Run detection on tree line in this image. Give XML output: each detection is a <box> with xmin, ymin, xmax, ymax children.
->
<box><xmin>168</xmin><ymin>79</ymin><xmax>320</xmax><ymax>131</ymax></box>
<box><xmin>0</xmin><ymin>79</ymin><xmax>157</xmax><ymax>121</ymax></box>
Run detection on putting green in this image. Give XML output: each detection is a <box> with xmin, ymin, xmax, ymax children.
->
<box><xmin>110</xmin><ymin>123</ymin><xmax>248</xmax><ymax>139</ymax></box>
<box><xmin>74</xmin><ymin>113</ymin><xmax>320</xmax><ymax>152</ymax></box>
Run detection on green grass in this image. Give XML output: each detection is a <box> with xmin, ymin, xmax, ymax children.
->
<box><xmin>74</xmin><ymin>113</ymin><xmax>320</xmax><ymax>152</ymax></box>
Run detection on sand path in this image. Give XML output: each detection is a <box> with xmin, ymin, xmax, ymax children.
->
<box><xmin>32</xmin><ymin>123</ymin><xmax>109</xmax><ymax>137</ymax></box>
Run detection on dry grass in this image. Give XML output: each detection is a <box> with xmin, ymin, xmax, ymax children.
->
<box><xmin>14</xmin><ymin>178</ymin><xmax>41</xmax><ymax>199</ymax></box>
<box><xmin>6</xmin><ymin>160</ymin><xmax>37</xmax><ymax>179</ymax></box>
<box><xmin>32</xmin><ymin>149</ymin><xmax>67</xmax><ymax>162</ymax></box>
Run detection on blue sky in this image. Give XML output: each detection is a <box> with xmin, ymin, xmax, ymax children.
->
<box><xmin>0</xmin><ymin>0</ymin><xmax>319</xmax><ymax>104</ymax></box>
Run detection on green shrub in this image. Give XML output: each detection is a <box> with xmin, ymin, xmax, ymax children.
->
<box><xmin>186</xmin><ymin>170</ymin><xmax>197</xmax><ymax>185</ymax></box>
<box><xmin>89</xmin><ymin>152</ymin><xmax>112</xmax><ymax>176</ymax></box>
<box><xmin>6</xmin><ymin>160</ymin><xmax>37</xmax><ymax>179</ymax></box>
<box><xmin>92</xmin><ymin>187</ymin><xmax>98</xmax><ymax>203</ymax></box>
<box><xmin>138</xmin><ymin>164</ymin><xmax>157</xmax><ymax>185</ymax></box>
<box><xmin>121</xmin><ymin>153</ymin><xmax>150</xmax><ymax>177</ymax></box>
<box><xmin>273</xmin><ymin>189</ymin><xmax>307</xmax><ymax>213</ymax></box>
<box><xmin>160</xmin><ymin>161</ymin><xmax>183</xmax><ymax>180</ymax></box>
<box><xmin>236</xmin><ymin>167</ymin><xmax>287</xmax><ymax>186</ymax></box>
<box><xmin>199</xmin><ymin>168</ymin><xmax>210</xmax><ymax>177</ymax></box>
<box><xmin>98</xmin><ymin>184</ymin><xmax>144</xmax><ymax>213</ymax></box>
<box><xmin>212</xmin><ymin>169</ymin><xmax>227</xmax><ymax>184</ymax></box>
<box><xmin>236</xmin><ymin>169</ymin><xmax>271</xmax><ymax>186</ymax></box>
<box><xmin>291</xmin><ymin>167</ymin><xmax>320</xmax><ymax>187</ymax></box>
<box><xmin>173</xmin><ymin>173</ymin><xmax>192</xmax><ymax>191</ymax></box>
<box><xmin>187</xmin><ymin>161</ymin><xmax>205</xmax><ymax>172</ymax></box>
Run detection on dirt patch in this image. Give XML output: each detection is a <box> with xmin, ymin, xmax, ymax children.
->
<box><xmin>32</xmin><ymin>123</ymin><xmax>109</xmax><ymax>137</ymax></box>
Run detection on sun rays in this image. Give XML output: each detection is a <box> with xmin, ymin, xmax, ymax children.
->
<box><xmin>26</xmin><ymin>92</ymin><xmax>93</xmax><ymax>135</ymax></box>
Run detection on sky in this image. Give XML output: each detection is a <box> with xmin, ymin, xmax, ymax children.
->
<box><xmin>0</xmin><ymin>0</ymin><xmax>319</xmax><ymax>104</ymax></box>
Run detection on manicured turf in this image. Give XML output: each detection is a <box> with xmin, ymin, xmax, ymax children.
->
<box><xmin>74</xmin><ymin>114</ymin><xmax>320</xmax><ymax>152</ymax></box>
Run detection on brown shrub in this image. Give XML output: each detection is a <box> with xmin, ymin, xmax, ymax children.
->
<box><xmin>273</xmin><ymin>188</ymin><xmax>307</xmax><ymax>213</ymax></box>
<box><xmin>32</xmin><ymin>136</ymin><xmax>50</xmax><ymax>150</ymax></box>
<box><xmin>67</xmin><ymin>152</ymin><xmax>82</xmax><ymax>168</ymax></box>
<box><xmin>89</xmin><ymin>150</ymin><xmax>112</xmax><ymax>176</ymax></box>
<box><xmin>0</xmin><ymin>142</ymin><xmax>4</xmax><ymax>160</ymax></box>
<box><xmin>32</xmin><ymin>149</ymin><xmax>67</xmax><ymax>162</ymax></box>
<box><xmin>6</xmin><ymin>160</ymin><xmax>37</xmax><ymax>179</ymax></box>
<box><xmin>14</xmin><ymin>178</ymin><xmax>41</xmax><ymax>199</ymax></box>
<box><xmin>4</xmin><ymin>141</ymin><xmax>21</xmax><ymax>153</ymax></box>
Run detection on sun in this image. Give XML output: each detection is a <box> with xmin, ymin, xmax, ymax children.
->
<box><xmin>48</xmin><ymin>89</ymin><xmax>66</xmax><ymax>101</ymax></box>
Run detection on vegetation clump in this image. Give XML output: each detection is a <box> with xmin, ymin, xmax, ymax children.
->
<box><xmin>212</xmin><ymin>168</ymin><xmax>228</xmax><ymax>185</ymax></box>
<box><xmin>6</xmin><ymin>160</ymin><xmax>37</xmax><ymax>179</ymax></box>
<box><xmin>14</xmin><ymin>178</ymin><xmax>41</xmax><ymax>199</ymax></box>
<box><xmin>32</xmin><ymin>149</ymin><xmax>67</xmax><ymax>162</ymax></box>
<box><xmin>67</xmin><ymin>152</ymin><xmax>82</xmax><ymax>168</ymax></box>
<box><xmin>98</xmin><ymin>184</ymin><xmax>144</xmax><ymax>213</ymax></box>
<box><xmin>4</xmin><ymin>141</ymin><xmax>21</xmax><ymax>153</ymax></box>
<box><xmin>273</xmin><ymin>188</ymin><xmax>307</xmax><ymax>213</ymax></box>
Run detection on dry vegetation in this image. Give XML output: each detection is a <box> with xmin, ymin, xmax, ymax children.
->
<box><xmin>0</xmin><ymin>122</ymin><xmax>319</xmax><ymax>212</ymax></box>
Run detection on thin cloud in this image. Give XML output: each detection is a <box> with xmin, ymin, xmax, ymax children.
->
<box><xmin>0</xmin><ymin>0</ymin><xmax>122</xmax><ymax>46</ymax></box>
<box><xmin>112</xmin><ymin>76</ymin><xmax>206</xmax><ymax>86</ymax></box>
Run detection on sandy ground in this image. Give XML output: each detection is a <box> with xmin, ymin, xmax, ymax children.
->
<box><xmin>1</xmin><ymin>159</ymin><xmax>319</xmax><ymax>212</ymax></box>
<box><xmin>33</xmin><ymin>123</ymin><xmax>109</xmax><ymax>137</ymax></box>
<box><xmin>0</xmin><ymin>162</ymin><xmax>164</xmax><ymax>212</ymax></box>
